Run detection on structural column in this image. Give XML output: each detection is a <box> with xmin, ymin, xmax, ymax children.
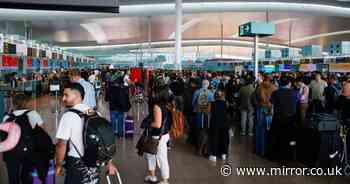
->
<box><xmin>148</xmin><ymin>16</ymin><xmax>152</xmax><ymax>61</ymax></box>
<box><xmin>254</xmin><ymin>35</ymin><xmax>259</xmax><ymax>79</ymax></box>
<box><xmin>175</xmin><ymin>0</ymin><xmax>183</xmax><ymax>70</ymax></box>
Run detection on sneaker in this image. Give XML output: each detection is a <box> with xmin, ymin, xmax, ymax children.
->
<box><xmin>144</xmin><ymin>175</ymin><xmax>158</xmax><ymax>183</ymax></box>
<box><xmin>209</xmin><ymin>155</ymin><xmax>217</xmax><ymax>162</ymax></box>
<box><xmin>248</xmin><ymin>133</ymin><xmax>254</xmax><ymax>137</ymax></box>
<box><xmin>222</xmin><ymin>154</ymin><xmax>227</xmax><ymax>161</ymax></box>
<box><xmin>290</xmin><ymin>141</ymin><xmax>296</xmax><ymax>146</ymax></box>
<box><xmin>240</xmin><ymin>132</ymin><xmax>246</xmax><ymax>136</ymax></box>
<box><xmin>229</xmin><ymin>128</ymin><xmax>234</xmax><ymax>138</ymax></box>
<box><xmin>158</xmin><ymin>180</ymin><xmax>170</xmax><ymax>184</ymax></box>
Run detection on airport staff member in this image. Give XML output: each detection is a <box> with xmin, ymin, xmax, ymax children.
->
<box><xmin>55</xmin><ymin>83</ymin><xmax>117</xmax><ymax>184</ymax></box>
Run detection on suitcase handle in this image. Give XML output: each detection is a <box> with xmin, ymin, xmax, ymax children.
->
<box><xmin>106</xmin><ymin>172</ymin><xmax>123</xmax><ymax>184</ymax></box>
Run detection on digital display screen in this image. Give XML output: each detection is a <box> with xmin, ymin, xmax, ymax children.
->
<box><xmin>263</xmin><ymin>65</ymin><xmax>275</xmax><ymax>73</ymax></box>
<box><xmin>52</xmin><ymin>53</ymin><xmax>57</xmax><ymax>59</ymax></box>
<box><xmin>299</xmin><ymin>64</ymin><xmax>317</xmax><ymax>72</ymax></box>
<box><xmin>3</xmin><ymin>42</ymin><xmax>16</xmax><ymax>54</ymax></box>
<box><xmin>279</xmin><ymin>64</ymin><xmax>292</xmax><ymax>72</ymax></box>
<box><xmin>27</xmin><ymin>47</ymin><xmax>38</xmax><ymax>57</ymax></box>
<box><xmin>39</xmin><ymin>50</ymin><xmax>46</xmax><ymax>58</ymax></box>
<box><xmin>0</xmin><ymin>0</ymin><xmax>119</xmax><ymax>13</ymax></box>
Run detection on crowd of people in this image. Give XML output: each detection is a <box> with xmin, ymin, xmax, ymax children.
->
<box><xmin>1</xmin><ymin>67</ymin><xmax>350</xmax><ymax>184</ymax></box>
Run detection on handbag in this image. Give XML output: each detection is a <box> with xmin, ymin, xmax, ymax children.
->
<box><xmin>136</xmin><ymin>130</ymin><xmax>160</xmax><ymax>155</ymax></box>
<box><xmin>136</xmin><ymin>113</ymin><xmax>167</xmax><ymax>155</ymax></box>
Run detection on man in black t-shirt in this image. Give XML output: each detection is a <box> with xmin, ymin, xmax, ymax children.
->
<box><xmin>270</xmin><ymin>76</ymin><xmax>300</xmax><ymax>164</ymax></box>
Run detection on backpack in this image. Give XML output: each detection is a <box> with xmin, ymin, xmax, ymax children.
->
<box><xmin>68</xmin><ymin>109</ymin><xmax>117</xmax><ymax>167</ymax></box>
<box><xmin>170</xmin><ymin>109</ymin><xmax>184</xmax><ymax>139</ymax></box>
<box><xmin>2</xmin><ymin>111</ymin><xmax>34</xmax><ymax>160</ymax></box>
<box><xmin>197</xmin><ymin>89</ymin><xmax>210</xmax><ymax>113</ymax></box>
<box><xmin>32</xmin><ymin>125</ymin><xmax>55</xmax><ymax>183</ymax></box>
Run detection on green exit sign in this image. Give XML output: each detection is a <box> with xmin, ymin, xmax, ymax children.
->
<box><xmin>238</xmin><ymin>21</ymin><xmax>275</xmax><ymax>37</ymax></box>
<box><xmin>239</xmin><ymin>22</ymin><xmax>252</xmax><ymax>37</ymax></box>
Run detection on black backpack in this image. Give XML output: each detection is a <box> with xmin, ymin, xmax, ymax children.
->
<box><xmin>2</xmin><ymin>111</ymin><xmax>34</xmax><ymax>160</ymax></box>
<box><xmin>32</xmin><ymin>125</ymin><xmax>56</xmax><ymax>183</ymax></box>
<box><xmin>68</xmin><ymin>109</ymin><xmax>116</xmax><ymax>167</ymax></box>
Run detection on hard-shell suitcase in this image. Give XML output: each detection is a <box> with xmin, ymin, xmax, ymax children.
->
<box><xmin>32</xmin><ymin>160</ymin><xmax>55</xmax><ymax>184</ymax></box>
<box><xmin>124</xmin><ymin>116</ymin><xmax>135</xmax><ymax>137</ymax></box>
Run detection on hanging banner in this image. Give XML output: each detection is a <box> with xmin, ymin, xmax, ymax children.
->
<box><xmin>27</xmin><ymin>57</ymin><xmax>33</xmax><ymax>69</ymax></box>
<box><xmin>1</xmin><ymin>55</ymin><xmax>18</xmax><ymax>70</ymax></box>
<box><xmin>131</xmin><ymin>68</ymin><xmax>142</xmax><ymax>83</ymax></box>
<box><xmin>32</xmin><ymin>58</ymin><xmax>40</xmax><ymax>70</ymax></box>
<box><xmin>42</xmin><ymin>58</ymin><xmax>49</xmax><ymax>69</ymax></box>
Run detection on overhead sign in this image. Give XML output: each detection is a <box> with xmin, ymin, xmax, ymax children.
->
<box><xmin>239</xmin><ymin>21</ymin><xmax>275</xmax><ymax>37</ymax></box>
<box><xmin>299</xmin><ymin>64</ymin><xmax>317</xmax><ymax>72</ymax></box>
<box><xmin>329</xmin><ymin>63</ymin><xmax>350</xmax><ymax>73</ymax></box>
<box><xmin>0</xmin><ymin>0</ymin><xmax>119</xmax><ymax>13</ymax></box>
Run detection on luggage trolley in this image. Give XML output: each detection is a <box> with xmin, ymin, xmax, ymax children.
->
<box><xmin>134</xmin><ymin>86</ymin><xmax>146</xmax><ymax>122</ymax></box>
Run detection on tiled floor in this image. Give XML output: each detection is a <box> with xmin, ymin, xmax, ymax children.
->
<box><xmin>1</xmin><ymin>95</ymin><xmax>350</xmax><ymax>184</ymax></box>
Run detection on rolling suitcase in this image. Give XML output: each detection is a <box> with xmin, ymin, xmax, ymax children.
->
<box><xmin>317</xmin><ymin>132</ymin><xmax>343</xmax><ymax>168</ymax></box>
<box><xmin>296</xmin><ymin>127</ymin><xmax>320</xmax><ymax>167</ymax></box>
<box><xmin>310</xmin><ymin>113</ymin><xmax>341</xmax><ymax>132</ymax></box>
<box><xmin>124</xmin><ymin>116</ymin><xmax>135</xmax><ymax>138</ymax></box>
<box><xmin>310</xmin><ymin>113</ymin><xmax>343</xmax><ymax>168</ymax></box>
<box><xmin>32</xmin><ymin>160</ymin><xmax>55</xmax><ymax>184</ymax></box>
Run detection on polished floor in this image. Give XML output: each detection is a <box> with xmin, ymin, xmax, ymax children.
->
<box><xmin>0</xmin><ymin>95</ymin><xmax>350</xmax><ymax>184</ymax></box>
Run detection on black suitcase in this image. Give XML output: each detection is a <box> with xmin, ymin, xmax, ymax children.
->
<box><xmin>310</xmin><ymin>113</ymin><xmax>341</xmax><ymax>132</ymax></box>
<box><xmin>296</xmin><ymin>128</ymin><xmax>320</xmax><ymax>167</ymax></box>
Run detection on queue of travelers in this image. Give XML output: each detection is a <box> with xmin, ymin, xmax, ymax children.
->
<box><xmin>1</xmin><ymin>67</ymin><xmax>350</xmax><ymax>184</ymax></box>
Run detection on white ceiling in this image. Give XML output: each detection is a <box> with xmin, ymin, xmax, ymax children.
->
<box><xmin>2</xmin><ymin>1</ymin><xmax>350</xmax><ymax>20</ymax></box>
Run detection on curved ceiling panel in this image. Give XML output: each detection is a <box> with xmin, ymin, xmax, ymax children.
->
<box><xmin>2</xmin><ymin>1</ymin><xmax>350</xmax><ymax>20</ymax></box>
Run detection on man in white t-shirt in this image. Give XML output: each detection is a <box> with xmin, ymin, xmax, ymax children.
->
<box><xmin>55</xmin><ymin>83</ymin><xmax>117</xmax><ymax>184</ymax></box>
<box><xmin>2</xmin><ymin>93</ymin><xmax>45</xmax><ymax>184</ymax></box>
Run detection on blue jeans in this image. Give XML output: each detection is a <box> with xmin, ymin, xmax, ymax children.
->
<box><xmin>195</xmin><ymin>113</ymin><xmax>210</xmax><ymax>129</ymax></box>
<box><xmin>110</xmin><ymin>111</ymin><xmax>126</xmax><ymax>136</ymax></box>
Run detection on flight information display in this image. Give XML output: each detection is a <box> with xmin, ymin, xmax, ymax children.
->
<box><xmin>3</xmin><ymin>42</ymin><xmax>16</xmax><ymax>54</ymax></box>
<box><xmin>39</xmin><ymin>50</ymin><xmax>46</xmax><ymax>58</ymax></box>
<box><xmin>0</xmin><ymin>0</ymin><xmax>119</xmax><ymax>13</ymax></box>
<box><xmin>27</xmin><ymin>47</ymin><xmax>38</xmax><ymax>57</ymax></box>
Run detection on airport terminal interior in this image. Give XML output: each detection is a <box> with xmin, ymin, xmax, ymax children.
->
<box><xmin>2</xmin><ymin>0</ymin><xmax>350</xmax><ymax>184</ymax></box>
